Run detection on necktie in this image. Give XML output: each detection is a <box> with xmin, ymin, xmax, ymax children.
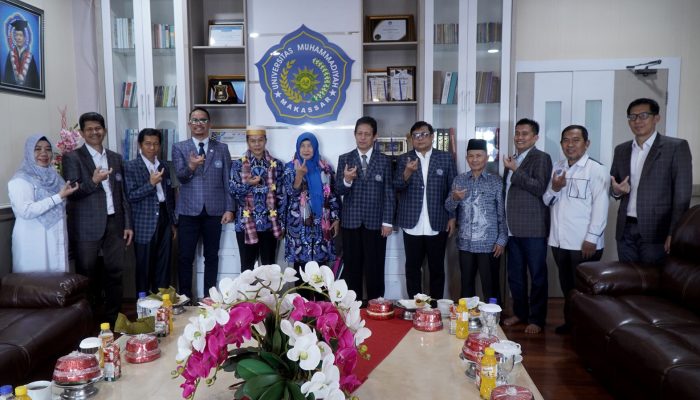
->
<box><xmin>198</xmin><ymin>142</ymin><xmax>205</xmax><ymax>157</ymax></box>
<box><xmin>361</xmin><ymin>154</ymin><xmax>368</xmax><ymax>175</ymax></box>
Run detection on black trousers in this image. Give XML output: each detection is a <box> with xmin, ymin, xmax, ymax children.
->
<box><xmin>72</xmin><ymin>214</ymin><xmax>126</xmax><ymax>327</ymax></box>
<box><xmin>177</xmin><ymin>211</ymin><xmax>222</xmax><ymax>300</ymax></box>
<box><xmin>235</xmin><ymin>230</ymin><xmax>279</xmax><ymax>271</ymax></box>
<box><xmin>342</xmin><ymin>226</ymin><xmax>387</xmax><ymax>300</ymax></box>
<box><xmin>551</xmin><ymin>246</ymin><xmax>603</xmax><ymax>326</ymax></box>
<box><xmin>458</xmin><ymin>250</ymin><xmax>501</xmax><ymax>304</ymax></box>
<box><xmin>134</xmin><ymin>202</ymin><xmax>172</xmax><ymax>294</ymax></box>
<box><xmin>403</xmin><ymin>231</ymin><xmax>448</xmax><ymax>298</ymax></box>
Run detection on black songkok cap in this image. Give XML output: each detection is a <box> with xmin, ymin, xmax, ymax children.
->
<box><xmin>467</xmin><ymin>139</ymin><xmax>487</xmax><ymax>151</ymax></box>
<box><xmin>10</xmin><ymin>19</ymin><xmax>28</xmax><ymax>31</ymax></box>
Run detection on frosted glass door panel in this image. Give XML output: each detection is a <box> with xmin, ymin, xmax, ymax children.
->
<box><xmin>585</xmin><ymin>100</ymin><xmax>602</xmax><ymax>163</ymax></box>
<box><xmin>544</xmin><ymin>101</ymin><xmax>562</xmax><ymax>162</ymax></box>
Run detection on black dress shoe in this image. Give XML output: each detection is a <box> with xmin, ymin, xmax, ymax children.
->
<box><xmin>555</xmin><ymin>324</ymin><xmax>572</xmax><ymax>334</ymax></box>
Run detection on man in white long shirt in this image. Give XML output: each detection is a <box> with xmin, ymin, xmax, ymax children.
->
<box><xmin>543</xmin><ymin>125</ymin><xmax>609</xmax><ymax>334</ymax></box>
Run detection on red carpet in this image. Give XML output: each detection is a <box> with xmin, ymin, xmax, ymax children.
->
<box><xmin>353</xmin><ymin>310</ymin><xmax>413</xmax><ymax>386</ymax></box>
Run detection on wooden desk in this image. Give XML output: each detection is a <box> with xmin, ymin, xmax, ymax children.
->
<box><xmin>67</xmin><ymin>308</ymin><xmax>541</xmax><ymax>399</ymax></box>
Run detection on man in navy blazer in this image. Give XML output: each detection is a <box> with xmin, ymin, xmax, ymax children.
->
<box><xmin>124</xmin><ymin>128</ymin><xmax>176</xmax><ymax>295</ymax></box>
<box><xmin>172</xmin><ymin>107</ymin><xmax>234</xmax><ymax>299</ymax></box>
<box><xmin>394</xmin><ymin>121</ymin><xmax>457</xmax><ymax>299</ymax></box>
<box><xmin>63</xmin><ymin>112</ymin><xmax>133</xmax><ymax>326</ymax></box>
<box><xmin>610</xmin><ymin>98</ymin><xmax>692</xmax><ymax>264</ymax></box>
<box><xmin>502</xmin><ymin>118</ymin><xmax>552</xmax><ymax>334</ymax></box>
<box><xmin>336</xmin><ymin>116</ymin><xmax>395</xmax><ymax>300</ymax></box>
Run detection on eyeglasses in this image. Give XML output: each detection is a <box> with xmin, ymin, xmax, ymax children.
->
<box><xmin>82</xmin><ymin>127</ymin><xmax>104</xmax><ymax>134</ymax></box>
<box><xmin>189</xmin><ymin>118</ymin><xmax>210</xmax><ymax>124</ymax></box>
<box><xmin>627</xmin><ymin>112</ymin><xmax>655</xmax><ymax>121</ymax></box>
<box><xmin>411</xmin><ymin>131</ymin><xmax>431</xmax><ymax>139</ymax></box>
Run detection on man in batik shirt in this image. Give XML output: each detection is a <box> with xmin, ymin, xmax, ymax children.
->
<box><xmin>229</xmin><ymin>126</ymin><xmax>285</xmax><ymax>270</ymax></box>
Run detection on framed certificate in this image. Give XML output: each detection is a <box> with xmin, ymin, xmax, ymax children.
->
<box><xmin>210</xmin><ymin>126</ymin><xmax>247</xmax><ymax>158</ymax></box>
<box><xmin>364</xmin><ymin>70</ymin><xmax>388</xmax><ymax>102</ymax></box>
<box><xmin>375</xmin><ymin>137</ymin><xmax>408</xmax><ymax>156</ymax></box>
<box><xmin>365</xmin><ymin>15</ymin><xmax>415</xmax><ymax>42</ymax></box>
<box><xmin>208</xmin><ymin>22</ymin><xmax>243</xmax><ymax>47</ymax></box>
<box><xmin>387</xmin><ymin>66</ymin><xmax>416</xmax><ymax>101</ymax></box>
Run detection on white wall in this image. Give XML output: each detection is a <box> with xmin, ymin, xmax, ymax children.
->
<box><xmin>0</xmin><ymin>0</ymin><xmax>90</xmax><ymax>206</ymax></box>
<box><xmin>512</xmin><ymin>0</ymin><xmax>700</xmax><ymax>185</ymax></box>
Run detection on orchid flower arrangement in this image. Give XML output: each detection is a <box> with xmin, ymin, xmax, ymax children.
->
<box><xmin>174</xmin><ymin>262</ymin><xmax>371</xmax><ymax>400</ymax></box>
<box><xmin>53</xmin><ymin>107</ymin><xmax>83</xmax><ymax>173</ymax></box>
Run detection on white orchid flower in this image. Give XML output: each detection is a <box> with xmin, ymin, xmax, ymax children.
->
<box><xmin>183</xmin><ymin>316</ymin><xmax>213</xmax><ymax>352</ymax></box>
<box><xmin>344</xmin><ymin>307</ymin><xmax>363</xmax><ymax>331</ymax></box>
<box><xmin>301</xmin><ymin>355</ymin><xmax>340</xmax><ymax>399</ymax></box>
<box><xmin>217</xmin><ymin>277</ymin><xmax>241</xmax><ymax>303</ymax></box>
<box><xmin>354</xmin><ymin>326</ymin><xmax>372</xmax><ymax>346</ymax></box>
<box><xmin>326</xmin><ymin>388</ymin><xmax>346</xmax><ymax>400</ymax></box>
<box><xmin>300</xmin><ymin>372</ymin><xmax>329</xmax><ymax>398</ymax></box>
<box><xmin>255</xmin><ymin>264</ymin><xmax>282</xmax><ymax>288</ymax></box>
<box><xmin>201</xmin><ymin>303</ymin><xmax>230</xmax><ymax>326</ymax></box>
<box><xmin>317</xmin><ymin>340</ymin><xmax>333</xmax><ymax>360</ymax></box>
<box><xmin>300</xmin><ymin>262</ymin><xmax>334</xmax><ymax>291</ymax></box>
<box><xmin>280</xmin><ymin>293</ymin><xmax>300</xmax><ymax>316</ymax></box>
<box><xmin>328</xmin><ymin>279</ymin><xmax>348</xmax><ymax>303</ymax></box>
<box><xmin>176</xmin><ymin>335</ymin><xmax>192</xmax><ymax>362</ymax></box>
<box><xmin>337</xmin><ymin>289</ymin><xmax>360</xmax><ymax>311</ymax></box>
<box><xmin>280</xmin><ymin>319</ymin><xmax>312</xmax><ymax>346</ymax></box>
<box><xmin>252</xmin><ymin>321</ymin><xmax>266</xmax><ymax>336</ymax></box>
<box><xmin>286</xmin><ymin>332</ymin><xmax>322</xmax><ymax>370</ymax></box>
<box><xmin>282</xmin><ymin>266</ymin><xmax>299</xmax><ymax>284</ymax></box>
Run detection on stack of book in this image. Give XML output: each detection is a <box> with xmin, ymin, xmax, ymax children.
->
<box><xmin>152</xmin><ymin>24</ymin><xmax>175</xmax><ymax>49</ymax></box>
<box><xmin>476</xmin><ymin>22</ymin><xmax>502</xmax><ymax>43</ymax></box>
<box><xmin>433</xmin><ymin>128</ymin><xmax>456</xmax><ymax>159</ymax></box>
<box><xmin>154</xmin><ymin>85</ymin><xmax>177</xmax><ymax>107</ymax></box>
<box><xmin>113</xmin><ymin>18</ymin><xmax>134</xmax><ymax>49</ymax></box>
<box><xmin>433</xmin><ymin>71</ymin><xmax>458</xmax><ymax>104</ymax></box>
<box><xmin>120</xmin><ymin>82</ymin><xmax>138</xmax><ymax>108</ymax></box>
<box><xmin>476</xmin><ymin>72</ymin><xmax>500</xmax><ymax>104</ymax></box>
<box><xmin>434</xmin><ymin>23</ymin><xmax>458</xmax><ymax>44</ymax></box>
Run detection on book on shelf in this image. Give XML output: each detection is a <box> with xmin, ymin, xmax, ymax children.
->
<box><xmin>153</xmin><ymin>85</ymin><xmax>177</xmax><ymax>107</ymax></box>
<box><xmin>434</xmin><ymin>23</ymin><xmax>458</xmax><ymax>44</ymax></box>
<box><xmin>476</xmin><ymin>22</ymin><xmax>502</xmax><ymax>43</ymax></box>
<box><xmin>121</xmin><ymin>82</ymin><xmax>137</xmax><ymax>108</ymax></box>
<box><xmin>446</xmin><ymin>72</ymin><xmax>458</xmax><ymax>104</ymax></box>
<box><xmin>433</xmin><ymin>70</ymin><xmax>444</xmax><ymax>103</ymax></box>
<box><xmin>433</xmin><ymin>128</ymin><xmax>457</xmax><ymax>159</ymax></box>
<box><xmin>112</xmin><ymin>17</ymin><xmax>134</xmax><ymax>49</ymax></box>
<box><xmin>152</xmin><ymin>24</ymin><xmax>175</xmax><ymax>49</ymax></box>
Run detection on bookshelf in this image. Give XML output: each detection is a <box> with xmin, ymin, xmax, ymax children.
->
<box><xmin>100</xmin><ymin>0</ymin><xmax>188</xmax><ymax>161</ymax></box>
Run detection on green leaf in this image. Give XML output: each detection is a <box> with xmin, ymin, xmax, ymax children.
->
<box><xmin>286</xmin><ymin>381</ymin><xmax>306</xmax><ymax>400</ymax></box>
<box><xmin>237</xmin><ymin>358</ymin><xmax>276</xmax><ymax>380</ymax></box>
<box><xmin>258</xmin><ymin>380</ymin><xmax>285</xmax><ymax>400</ymax></box>
<box><xmin>272</xmin><ymin>329</ymin><xmax>282</xmax><ymax>354</ymax></box>
<box><xmin>242</xmin><ymin>374</ymin><xmax>282</xmax><ymax>399</ymax></box>
<box><xmin>260</xmin><ymin>351</ymin><xmax>289</xmax><ymax>371</ymax></box>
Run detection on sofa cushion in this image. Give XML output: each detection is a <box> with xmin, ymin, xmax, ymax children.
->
<box><xmin>663</xmin><ymin>364</ymin><xmax>700</xmax><ymax>399</ymax></box>
<box><xmin>617</xmin><ymin>295</ymin><xmax>700</xmax><ymax>327</ymax></box>
<box><xmin>661</xmin><ymin>258</ymin><xmax>700</xmax><ymax>315</ymax></box>
<box><xmin>0</xmin><ymin>273</ymin><xmax>89</xmax><ymax>308</ymax></box>
<box><xmin>0</xmin><ymin>343</ymin><xmax>29</xmax><ymax>386</ymax></box>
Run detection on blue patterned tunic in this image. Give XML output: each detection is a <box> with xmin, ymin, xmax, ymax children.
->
<box><xmin>229</xmin><ymin>153</ymin><xmax>286</xmax><ymax>232</ymax></box>
<box><xmin>282</xmin><ymin>159</ymin><xmax>340</xmax><ymax>264</ymax></box>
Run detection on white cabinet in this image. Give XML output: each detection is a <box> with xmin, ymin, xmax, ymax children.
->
<box><xmin>100</xmin><ymin>0</ymin><xmax>189</xmax><ymax>160</ymax></box>
<box><xmin>423</xmin><ymin>0</ymin><xmax>512</xmax><ymax>174</ymax></box>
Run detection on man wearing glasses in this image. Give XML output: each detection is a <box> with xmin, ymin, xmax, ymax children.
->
<box><xmin>394</xmin><ymin>121</ymin><xmax>457</xmax><ymax>299</ymax></box>
<box><xmin>172</xmin><ymin>107</ymin><xmax>234</xmax><ymax>300</ymax></box>
<box><xmin>610</xmin><ymin>98</ymin><xmax>692</xmax><ymax>264</ymax></box>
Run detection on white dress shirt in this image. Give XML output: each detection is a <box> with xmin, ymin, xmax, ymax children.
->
<box><xmin>86</xmin><ymin>144</ymin><xmax>115</xmax><ymax>215</ymax></box>
<box><xmin>192</xmin><ymin>137</ymin><xmax>210</xmax><ymax>154</ymax></box>
<box><xmin>627</xmin><ymin>131</ymin><xmax>657</xmax><ymax>218</ymax></box>
<box><xmin>140</xmin><ymin>154</ymin><xmax>165</xmax><ymax>202</ymax></box>
<box><xmin>505</xmin><ymin>146</ymin><xmax>533</xmax><ymax>236</ymax></box>
<box><xmin>404</xmin><ymin>149</ymin><xmax>438</xmax><ymax>236</ymax></box>
<box><xmin>543</xmin><ymin>154</ymin><xmax>609</xmax><ymax>250</ymax></box>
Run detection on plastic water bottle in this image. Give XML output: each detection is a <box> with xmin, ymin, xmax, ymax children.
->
<box><xmin>479</xmin><ymin>347</ymin><xmax>498</xmax><ymax>399</ymax></box>
<box><xmin>136</xmin><ymin>291</ymin><xmax>147</xmax><ymax>319</ymax></box>
<box><xmin>488</xmin><ymin>297</ymin><xmax>498</xmax><ymax>304</ymax></box>
<box><xmin>0</xmin><ymin>385</ymin><xmax>13</xmax><ymax>400</ymax></box>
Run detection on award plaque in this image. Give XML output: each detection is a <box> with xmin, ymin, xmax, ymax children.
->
<box><xmin>206</xmin><ymin>75</ymin><xmax>244</xmax><ymax>104</ymax></box>
<box><xmin>366</xmin><ymin>15</ymin><xmax>415</xmax><ymax>42</ymax></box>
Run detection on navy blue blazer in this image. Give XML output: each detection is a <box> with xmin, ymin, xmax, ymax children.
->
<box><xmin>394</xmin><ymin>149</ymin><xmax>457</xmax><ymax>232</ymax></box>
<box><xmin>335</xmin><ymin>149</ymin><xmax>395</xmax><ymax>230</ymax></box>
<box><xmin>124</xmin><ymin>157</ymin><xmax>176</xmax><ymax>244</ymax></box>
<box><xmin>172</xmin><ymin>138</ymin><xmax>234</xmax><ymax>217</ymax></box>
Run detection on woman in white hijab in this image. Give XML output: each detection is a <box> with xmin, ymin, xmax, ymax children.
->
<box><xmin>8</xmin><ymin>134</ymin><xmax>78</xmax><ymax>272</ymax></box>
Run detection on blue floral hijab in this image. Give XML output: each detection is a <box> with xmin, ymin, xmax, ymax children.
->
<box><xmin>294</xmin><ymin>132</ymin><xmax>323</xmax><ymax>216</ymax></box>
<box><xmin>12</xmin><ymin>134</ymin><xmax>65</xmax><ymax>228</ymax></box>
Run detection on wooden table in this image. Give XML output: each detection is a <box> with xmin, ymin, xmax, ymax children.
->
<box><xmin>56</xmin><ymin>308</ymin><xmax>541</xmax><ymax>399</ymax></box>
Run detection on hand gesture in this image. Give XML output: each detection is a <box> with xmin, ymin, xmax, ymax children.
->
<box><xmin>124</xmin><ymin>229</ymin><xmax>134</xmax><ymax>247</ymax></box>
<box><xmin>59</xmin><ymin>180</ymin><xmax>79</xmax><ymax>198</ymax></box>
<box><xmin>403</xmin><ymin>157</ymin><xmax>419</xmax><ymax>181</ymax></box>
<box><xmin>551</xmin><ymin>170</ymin><xmax>567</xmax><ymax>192</ymax></box>
<box><xmin>581</xmin><ymin>241</ymin><xmax>596</xmax><ymax>259</ymax></box>
<box><xmin>221</xmin><ymin>211</ymin><xmax>234</xmax><ymax>224</ymax></box>
<box><xmin>503</xmin><ymin>154</ymin><xmax>517</xmax><ymax>171</ymax></box>
<box><xmin>295</xmin><ymin>159</ymin><xmax>308</xmax><ymax>179</ymax></box>
<box><xmin>149</xmin><ymin>168</ymin><xmax>164</xmax><ymax>186</ymax></box>
<box><xmin>92</xmin><ymin>167</ymin><xmax>112</xmax><ymax>184</ymax></box>
<box><xmin>452</xmin><ymin>187</ymin><xmax>467</xmax><ymax>201</ymax></box>
<box><xmin>381</xmin><ymin>225</ymin><xmax>393</xmax><ymax>237</ymax></box>
<box><xmin>610</xmin><ymin>175</ymin><xmax>630</xmax><ymax>196</ymax></box>
<box><xmin>492</xmin><ymin>244</ymin><xmax>504</xmax><ymax>258</ymax></box>
<box><xmin>188</xmin><ymin>152</ymin><xmax>205</xmax><ymax>171</ymax></box>
<box><xmin>247</xmin><ymin>175</ymin><xmax>262</xmax><ymax>186</ymax></box>
<box><xmin>344</xmin><ymin>163</ymin><xmax>358</xmax><ymax>183</ymax></box>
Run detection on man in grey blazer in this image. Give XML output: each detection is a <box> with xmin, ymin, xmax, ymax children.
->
<box><xmin>63</xmin><ymin>112</ymin><xmax>133</xmax><ymax>326</ymax></box>
<box><xmin>502</xmin><ymin>118</ymin><xmax>552</xmax><ymax>334</ymax></box>
<box><xmin>172</xmin><ymin>107</ymin><xmax>234</xmax><ymax>300</ymax></box>
<box><xmin>610</xmin><ymin>98</ymin><xmax>692</xmax><ymax>265</ymax></box>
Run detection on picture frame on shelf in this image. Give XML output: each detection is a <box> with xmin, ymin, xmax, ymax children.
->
<box><xmin>0</xmin><ymin>0</ymin><xmax>44</xmax><ymax>97</ymax></box>
<box><xmin>375</xmin><ymin>137</ymin><xmax>408</xmax><ymax>156</ymax></box>
<box><xmin>208</xmin><ymin>21</ymin><xmax>243</xmax><ymax>47</ymax></box>
<box><xmin>207</xmin><ymin>75</ymin><xmax>244</xmax><ymax>104</ymax></box>
<box><xmin>387</xmin><ymin>66</ymin><xmax>415</xmax><ymax>101</ymax></box>
<box><xmin>364</xmin><ymin>70</ymin><xmax>388</xmax><ymax>102</ymax></box>
<box><xmin>210</xmin><ymin>126</ymin><xmax>247</xmax><ymax>158</ymax></box>
<box><xmin>365</xmin><ymin>15</ymin><xmax>415</xmax><ymax>42</ymax></box>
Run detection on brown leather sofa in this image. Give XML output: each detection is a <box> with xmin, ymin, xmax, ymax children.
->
<box><xmin>0</xmin><ymin>272</ymin><xmax>93</xmax><ymax>387</ymax></box>
<box><xmin>571</xmin><ymin>205</ymin><xmax>700</xmax><ymax>399</ymax></box>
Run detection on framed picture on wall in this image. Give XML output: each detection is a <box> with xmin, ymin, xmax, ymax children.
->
<box><xmin>207</xmin><ymin>75</ymin><xmax>244</xmax><ymax>104</ymax></box>
<box><xmin>0</xmin><ymin>0</ymin><xmax>44</xmax><ymax>97</ymax></box>
<box><xmin>387</xmin><ymin>66</ymin><xmax>415</xmax><ymax>101</ymax></box>
<box><xmin>208</xmin><ymin>20</ymin><xmax>244</xmax><ymax>47</ymax></box>
<box><xmin>364</xmin><ymin>70</ymin><xmax>388</xmax><ymax>102</ymax></box>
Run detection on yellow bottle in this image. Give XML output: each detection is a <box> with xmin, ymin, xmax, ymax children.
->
<box><xmin>456</xmin><ymin>298</ymin><xmax>469</xmax><ymax>339</ymax></box>
<box><xmin>162</xmin><ymin>294</ymin><xmax>174</xmax><ymax>334</ymax></box>
<box><xmin>14</xmin><ymin>385</ymin><xmax>32</xmax><ymax>400</ymax></box>
<box><xmin>479</xmin><ymin>347</ymin><xmax>498</xmax><ymax>399</ymax></box>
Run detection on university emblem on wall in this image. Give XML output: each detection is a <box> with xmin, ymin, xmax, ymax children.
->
<box><xmin>256</xmin><ymin>25</ymin><xmax>354</xmax><ymax>125</ymax></box>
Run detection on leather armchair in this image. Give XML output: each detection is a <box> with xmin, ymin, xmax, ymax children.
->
<box><xmin>0</xmin><ymin>272</ymin><xmax>93</xmax><ymax>387</ymax></box>
<box><xmin>571</xmin><ymin>205</ymin><xmax>700</xmax><ymax>399</ymax></box>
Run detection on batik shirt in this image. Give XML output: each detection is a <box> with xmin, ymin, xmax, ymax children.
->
<box><xmin>229</xmin><ymin>154</ymin><xmax>285</xmax><ymax>232</ymax></box>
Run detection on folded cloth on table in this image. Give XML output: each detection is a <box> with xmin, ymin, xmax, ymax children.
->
<box><xmin>115</xmin><ymin>313</ymin><xmax>156</xmax><ymax>334</ymax></box>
